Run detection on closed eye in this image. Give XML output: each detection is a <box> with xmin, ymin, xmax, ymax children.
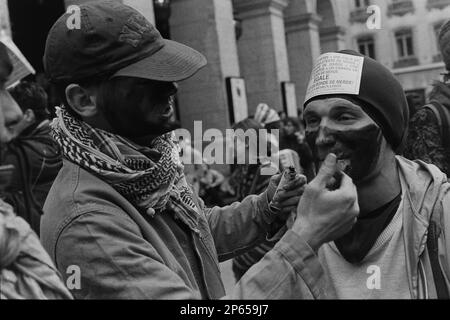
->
<box><xmin>304</xmin><ymin>116</ymin><xmax>320</xmax><ymax>127</ymax></box>
<box><xmin>337</xmin><ymin>113</ymin><xmax>356</xmax><ymax>121</ymax></box>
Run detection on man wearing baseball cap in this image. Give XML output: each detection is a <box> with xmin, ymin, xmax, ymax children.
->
<box><xmin>303</xmin><ymin>50</ymin><xmax>450</xmax><ymax>299</ymax></box>
<box><xmin>40</xmin><ymin>1</ymin><xmax>359</xmax><ymax>299</ymax></box>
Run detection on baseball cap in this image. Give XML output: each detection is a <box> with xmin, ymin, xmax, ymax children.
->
<box><xmin>44</xmin><ymin>0</ymin><xmax>207</xmax><ymax>84</ymax></box>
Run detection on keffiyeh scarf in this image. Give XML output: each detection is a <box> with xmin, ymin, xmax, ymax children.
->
<box><xmin>51</xmin><ymin>106</ymin><xmax>198</xmax><ymax>218</ymax></box>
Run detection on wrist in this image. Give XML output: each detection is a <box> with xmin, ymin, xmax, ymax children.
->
<box><xmin>292</xmin><ymin>224</ymin><xmax>322</xmax><ymax>253</ymax></box>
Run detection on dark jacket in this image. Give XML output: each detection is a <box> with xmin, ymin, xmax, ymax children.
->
<box><xmin>405</xmin><ymin>81</ymin><xmax>450</xmax><ymax>175</ymax></box>
<box><xmin>3</xmin><ymin>120</ymin><xmax>62</xmax><ymax>234</ymax></box>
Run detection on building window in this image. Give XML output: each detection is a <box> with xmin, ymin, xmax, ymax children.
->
<box><xmin>355</xmin><ymin>0</ymin><xmax>370</xmax><ymax>8</ymax></box>
<box><xmin>427</xmin><ymin>0</ymin><xmax>450</xmax><ymax>10</ymax></box>
<box><xmin>394</xmin><ymin>29</ymin><xmax>419</xmax><ymax>68</ymax></box>
<box><xmin>434</xmin><ymin>22</ymin><xmax>444</xmax><ymax>62</ymax></box>
<box><xmin>396</xmin><ymin>29</ymin><xmax>414</xmax><ymax>58</ymax></box>
<box><xmin>388</xmin><ymin>0</ymin><xmax>415</xmax><ymax>17</ymax></box>
<box><xmin>357</xmin><ymin>36</ymin><xmax>376</xmax><ymax>59</ymax></box>
<box><xmin>350</xmin><ymin>0</ymin><xmax>372</xmax><ymax>23</ymax></box>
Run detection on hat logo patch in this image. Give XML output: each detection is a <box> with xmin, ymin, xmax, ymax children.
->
<box><xmin>119</xmin><ymin>14</ymin><xmax>153</xmax><ymax>48</ymax></box>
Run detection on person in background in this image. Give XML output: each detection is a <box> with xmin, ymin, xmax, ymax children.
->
<box><xmin>405</xmin><ymin>19</ymin><xmax>450</xmax><ymax>176</ymax></box>
<box><xmin>178</xmin><ymin>137</ymin><xmax>224</xmax><ymax>203</ymax></box>
<box><xmin>0</xmin><ymin>41</ymin><xmax>71</xmax><ymax>300</ymax></box>
<box><xmin>225</xmin><ymin>118</ymin><xmax>286</xmax><ymax>280</ymax></box>
<box><xmin>2</xmin><ymin>81</ymin><xmax>62</xmax><ymax>234</ymax></box>
<box><xmin>280</xmin><ymin>117</ymin><xmax>315</xmax><ymax>180</ymax></box>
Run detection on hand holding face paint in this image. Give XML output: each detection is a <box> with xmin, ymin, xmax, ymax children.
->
<box><xmin>293</xmin><ymin>153</ymin><xmax>359</xmax><ymax>253</ymax></box>
<box><xmin>266</xmin><ymin>169</ymin><xmax>307</xmax><ymax>217</ymax></box>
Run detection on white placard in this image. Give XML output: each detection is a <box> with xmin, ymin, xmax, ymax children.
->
<box><xmin>229</xmin><ymin>78</ymin><xmax>248</xmax><ymax>123</ymax></box>
<box><xmin>282</xmin><ymin>82</ymin><xmax>298</xmax><ymax>117</ymax></box>
<box><xmin>0</xmin><ymin>31</ymin><xmax>35</xmax><ymax>89</ymax></box>
<box><xmin>304</xmin><ymin>53</ymin><xmax>364</xmax><ymax>103</ymax></box>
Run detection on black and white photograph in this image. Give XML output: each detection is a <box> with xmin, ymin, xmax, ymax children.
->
<box><xmin>1</xmin><ymin>0</ymin><xmax>450</xmax><ymax>309</ymax></box>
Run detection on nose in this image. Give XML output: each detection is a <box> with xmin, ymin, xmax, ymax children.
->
<box><xmin>316</xmin><ymin>125</ymin><xmax>336</xmax><ymax>148</ymax></box>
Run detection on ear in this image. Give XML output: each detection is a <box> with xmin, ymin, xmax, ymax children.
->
<box><xmin>23</xmin><ymin>109</ymin><xmax>36</xmax><ymax>123</ymax></box>
<box><xmin>65</xmin><ymin>84</ymin><xmax>98</xmax><ymax>118</ymax></box>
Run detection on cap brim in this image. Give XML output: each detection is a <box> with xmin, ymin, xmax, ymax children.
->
<box><xmin>111</xmin><ymin>40</ymin><xmax>207</xmax><ymax>82</ymax></box>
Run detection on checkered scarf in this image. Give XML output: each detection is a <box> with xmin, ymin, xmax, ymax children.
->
<box><xmin>50</xmin><ymin>106</ymin><xmax>199</xmax><ymax>217</ymax></box>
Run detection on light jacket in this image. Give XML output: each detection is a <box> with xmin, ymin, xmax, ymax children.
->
<box><xmin>40</xmin><ymin>159</ymin><xmax>329</xmax><ymax>299</ymax></box>
<box><xmin>0</xmin><ymin>199</ymin><xmax>72</xmax><ymax>299</ymax></box>
<box><xmin>387</xmin><ymin>156</ymin><xmax>450</xmax><ymax>298</ymax></box>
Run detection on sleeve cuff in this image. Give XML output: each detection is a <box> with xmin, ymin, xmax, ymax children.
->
<box><xmin>256</xmin><ymin>191</ymin><xmax>279</xmax><ymax>226</ymax></box>
<box><xmin>273</xmin><ymin>230</ymin><xmax>328</xmax><ymax>298</ymax></box>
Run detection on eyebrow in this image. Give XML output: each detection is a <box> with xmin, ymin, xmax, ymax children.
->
<box><xmin>329</xmin><ymin>104</ymin><xmax>363</xmax><ymax>113</ymax></box>
<box><xmin>303</xmin><ymin>109</ymin><xmax>318</xmax><ymax>118</ymax></box>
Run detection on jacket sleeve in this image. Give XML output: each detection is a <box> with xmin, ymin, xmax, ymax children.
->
<box><xmin>201</xmin><ymin>192</ymin><xmax>279</xmax><ymax>262</ymax></box>
<box><xmin>54</xmin><ymin>209</ymin><xmax>328</xmax><ymax>299</ymax></box>
<box><xmin>54</xmin><ymin>210</ymin><xmax>202</xmax><ymax>299</ymax></box>
<box><xmin>438</xmin><ymin>184</ymin><xmax>450</xmax><ymax>288</ymax></box>
<box><xmin>226</xmin><ymin>230</ymin><xmax>330</xmax><ymax>299</ymax></box>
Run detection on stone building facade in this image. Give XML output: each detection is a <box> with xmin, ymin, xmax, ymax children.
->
<box><xmin>1</xmin><ymin>0</ymin><xmax>450</xmax><ymax>132</ymax></box>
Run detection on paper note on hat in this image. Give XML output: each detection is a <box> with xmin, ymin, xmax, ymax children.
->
<box><xmin>304</xmin><ymin>52</ymin><xmax>364</xmax><ymax>104</ymax></box>
<box><xmin>0</xmin><ymin>31</ymin><xmax>35</xmax><ymax>89</ymax></box>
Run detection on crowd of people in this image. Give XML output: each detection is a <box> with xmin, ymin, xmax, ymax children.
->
<box><xmin>1</xmin><ymin>0</ymin><xmax>450</xmax><ymax>299</ymax></box>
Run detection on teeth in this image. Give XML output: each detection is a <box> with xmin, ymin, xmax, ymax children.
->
<box><xmin>337</xmin><ymin>159</ymin><xmax>351</xmax><ymax>172</ymax></box>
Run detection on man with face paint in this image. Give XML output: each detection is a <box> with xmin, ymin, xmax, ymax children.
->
<box><xmin>303</xmin><ymin>50</ymin><xmax>450</xmax><ymax>299</ymax></box>
<box><xmin>39</xmin><ymin>1</ymin><xmax>359</xmax><ymax>299</ymax></box>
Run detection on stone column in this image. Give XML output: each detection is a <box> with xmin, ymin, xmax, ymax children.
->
<box><xmin>170</xmin><ymin>0</ymin><xmax>240</xmax><ymax>133</ymax></box>
<box><xmin>233</xmin><ymin>0</ymin><xmax>290</xmax><ymax>114</ymax></box>
<box><xmin>319</xmin><ymin>25</ymin><xmax>346</xmax><ymax>53</ymax></box>
<box><xmin>285</xmin><ymin>12</ymin><xmax>321</xmax><ymax>110</ymax></box>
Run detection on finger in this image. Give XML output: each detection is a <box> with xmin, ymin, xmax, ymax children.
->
<box><xmin>278</xmin><ymin>197</ymin><xmax>301</xmax><ymax>208</ymax></box>
<box><xmin>312</xmin><ymin>153</ymin><xmax>338</xmax><ymax>188</ymax></box>
<box><xmin>275</xmin><ymin>189</ymin><xmax>305</xmax><ymax>204</ymax></box>
<box><xmin>281</xmin><ymin>206</ymin><xmax>297</xmax><ymax>215</ymax></box>
<box><xmin>283</xmin><ymin>175</ymin><xmax>307</xmax><ymax>190</ymax></box>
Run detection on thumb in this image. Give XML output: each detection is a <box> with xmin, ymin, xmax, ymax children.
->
<box><xmin>313</xmin><ymin>153</ymin><xmax>338</xmax><ymax>188</ymax></box>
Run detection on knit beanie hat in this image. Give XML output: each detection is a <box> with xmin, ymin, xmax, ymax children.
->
<box><xmin>304</xmin><ymin>50</ymin><xmax>409</xmax><ymax>152</ymax></box>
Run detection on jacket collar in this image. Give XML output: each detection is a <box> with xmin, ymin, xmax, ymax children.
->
<box><xmin>396</xmin><ymin>156</ymin><xmax>447</xmax><ymax>298</ymax></box>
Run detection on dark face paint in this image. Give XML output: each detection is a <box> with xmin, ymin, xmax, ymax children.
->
<box><xmin>306</xmin><ymin>124</ymin><xmax>383</xmax><ymax>183</ymax></box>
<box><xmin>97</xmin><ymin>78</ymin><xmax>181</xmax><ymax>139</ymax></box>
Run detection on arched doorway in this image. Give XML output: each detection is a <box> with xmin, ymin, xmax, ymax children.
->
<box><xmin>317</xmin><ymin>0</ymin><xmax>345</xmax><ymax>53</ymax></box>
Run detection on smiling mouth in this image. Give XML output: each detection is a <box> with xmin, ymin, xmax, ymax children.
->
<box><xmin>317</xmin><ymin>151</ymin><xmax>352</xmax><ymax>173</ymax></box>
